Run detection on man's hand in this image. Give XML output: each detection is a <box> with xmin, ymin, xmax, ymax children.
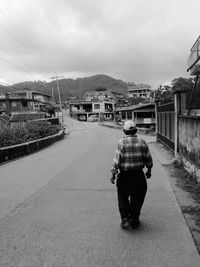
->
<box><xmin>145</xmin><ymin>169</ymin><xmax>151</xmax><ymax>179</ymax></box>
<box><xmin>110</xmin><ymin>174</ymin><xmax>116</xmax><ymax>184</ymax></box>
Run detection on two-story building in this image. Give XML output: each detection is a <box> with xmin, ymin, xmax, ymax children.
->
<box><xmin>83</xmin><ymin>89</ymin><xmax>125</xmax><ymax>103</ymax></box>
<box><xmin>11</xmin><ymin>88</ymin><xmax>52</xmax><ymax>111</ymax></box>
<box><xmin>0</xmin><ymin>89</ymin><xmax>53</xmax><ymax>122</ymax></box>
<box><xmin>70</xmin><ymin>89</ymin><xmax>123</xmax><ymax>121</ymax></box>
<box><xmin>0</xmin><ymin>93</ymin><xmax>39</xmax><ymax>114</ymax></box>
<box><xmin>69</xmin><ymin>100</ymin><xmax>114</xmax><ymax>121</ymax></box>
<box><xmin>127</xmin><ymin>84</ymin><xmax>152</xmax><ymax>99</ymax></box>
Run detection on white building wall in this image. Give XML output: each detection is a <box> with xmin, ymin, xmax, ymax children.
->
<box><xmin>92</xmin><ymin>102</ymin><xmax>105</xmax><ymax>112</ymax></box>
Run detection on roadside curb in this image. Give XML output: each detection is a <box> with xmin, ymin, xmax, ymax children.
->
<box><xmin>149</xmin><ymin>141</ymin><xmax>175</xmax><ymax>166</ymax></box>
<box><xmin>99</xmin><ymin>122</ymin><xmax>122</xmax><ymax>130</ymax></box>
<box><xmin>99</xmin><ymin>122</ymin><xmax>155</xmax><ymax>135</ymax></box>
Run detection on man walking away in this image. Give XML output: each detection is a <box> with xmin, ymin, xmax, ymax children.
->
<box><xmin>110</xmin><ymin>120</ymin><xmax>153</xmax><ymax>230</ymax></box>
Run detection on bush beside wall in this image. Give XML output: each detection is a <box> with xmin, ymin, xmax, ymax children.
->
<box><xmin>0</xmin><ymin>121</ymin><xmax>65</xmax><ymax>164</ymax></box>
<box><xmin>0</xmin><ymin>121</ymin><xmax>60</xmax><ymax>147</ymax></box>
<box><xmin>0</xmin><ymin>130</ymin><xmax>65</xmax><ymax>163</ymax></box>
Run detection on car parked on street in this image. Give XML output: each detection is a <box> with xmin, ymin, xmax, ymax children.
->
<box><xmin>88</xmin><ymin>115</ymin><xmax>99</xmax><ymax>122</ymax></box>
<box><xmin>79</xmin><ymin>115</ymin><xmax>87</xmax><ymax>121</ymax></box>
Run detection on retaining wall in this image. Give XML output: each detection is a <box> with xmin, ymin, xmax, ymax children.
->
<box><xmin>0</xmin><ymin>130</ymin><xmax>65</xmax><ymax>164</ymax></box>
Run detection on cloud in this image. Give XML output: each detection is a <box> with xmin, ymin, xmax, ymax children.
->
<box><xmin>0</xmin><ymin>0</ymin><xmax>199</xmax><ymax>87</ymax></box>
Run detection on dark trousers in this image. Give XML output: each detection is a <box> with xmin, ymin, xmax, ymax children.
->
<box><xmin>116</xmin><ymin>170</ymin><xmax>147</xmax><ymax>221</ymax></box>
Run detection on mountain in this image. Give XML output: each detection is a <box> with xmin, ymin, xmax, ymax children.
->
<box><xmin>0</xmin><ymin>74</ymin><xmax>151</xmax><ymax>102</ymax></box>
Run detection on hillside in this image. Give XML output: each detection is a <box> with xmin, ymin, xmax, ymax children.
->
<box><xmin>0</xmin><ymin>74</ymin><xmax>128</xmax><ymax>102</ymax></box>
<box><xmin>0</xmin><ymin>74</ymin><xmax>151</xmax><ymax>102</ymax></box>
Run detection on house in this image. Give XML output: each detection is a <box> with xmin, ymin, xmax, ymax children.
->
<box><xmin>0</xmin><ymin>93</ymin><xmax>46</xmax><ymax>127</ymax></box>
<box><xmin>127</xmin><ymin>84</ymin><xmax>152</xmax><ymax>99</ymax></box>
<box><xmin>69</xmin><ymin>100</ymin><xmax>114</xmax><ymax>121</ymax></box>
<box><xmin>0</xmin><ymin>89</ymin><xmax>54</xmax><ymax>126</ymax></box>
<box><xmin>187</xmin><ymin>35</ymin><xmax>200</xmax><ymax>75</ymax></box>
<box><xmin>0</xmin><ymin>89</ymin><xmax>53</xmax><ymax>114</ymax></box>
<box><xmin>69</xmin><ymin>89</ymin><xmax>125</xmax><ymax>121</ymax></box>
<box><xmin>115</xmin><ymin>103</ymin><xmax>155</xmax><ymax>128</ymax></box>
<box><xmin>11</xmin><ymin>88</ymin><xmax>52</xmax><ymax>111</ymax></box>
<box><xmin>0</xmin><ymin>93</ymin><xmax>39</xmax><ymax>114</ymax></box>
<box><xmin>83</xmin><ymin>89</ymin><xmax>125</xmax><ymax>103</ymax></box>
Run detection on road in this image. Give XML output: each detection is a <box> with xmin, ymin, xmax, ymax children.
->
<box><xmin>0</xmin><ymin>116</ymin><xmax>199</xmax><ymax>266</ymax></box>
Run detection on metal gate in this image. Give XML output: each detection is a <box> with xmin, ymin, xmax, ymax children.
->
<box><xmin>157</xmin><ymin>102</ymin><xmax>175</xmax><ymax>151</ymax></box>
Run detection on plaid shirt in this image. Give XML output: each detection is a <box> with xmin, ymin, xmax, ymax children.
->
<box><xmin>112</xmin><ymin>135</ymin><xmax>153</xmax><ymax>174</ymax></box>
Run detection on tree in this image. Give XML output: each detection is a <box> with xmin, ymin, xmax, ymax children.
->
<box><xmin>152</xmin><ymin>85</ymin><xmax>173</xmax><ymax>104</ymax></box>
<box><xmin>127</xmin><ymin>97</ymin><xmax>149</xmax><ymax>106</ymax></box>
<box><xmin>171</xmin><ymin>77</ymin><xmax>194</xmax><ymax>93</ymax></box>
<box><xmin>170</xmin><ymin>76</ymin><xmax>200</xmax><ymax>109</ymax></box>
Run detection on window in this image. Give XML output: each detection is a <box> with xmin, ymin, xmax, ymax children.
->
<box><xmin>122</xmin><ymin>111</ymin><xmax>126</xmax><ymax>120</ymax></box>
<box><xmin>22</xmin><ymin>99</ymin><xmax>28</xmax><ymax>107</ymax></box>
<box><xmin>127</xmin><ymin>111</ymin><xmax>132</xmax><ymax>119</ymax></box>
<box><xmin>12</xmin><ymin>101</ymin><xmax>17</xmax><ymax>107</ymax></box>
<box><xmin>27</xmin><ymin>92</ymin><xmax>32</xmax><ymax>99</ymax></box>
<box><xmin>94</xmin><ymin>104</ymin><xmax>100</xmax><ymax>109</ymax></box>
<box><xmin>98</xmin><ymin>93</ymin><xmax>104</xmax><ymax>100</ymax></box>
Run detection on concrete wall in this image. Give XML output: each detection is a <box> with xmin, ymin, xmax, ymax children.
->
<box><xmin>92</xmin><ymin>102</ymin><xmax>104</xmax><ymax>112</ymax></box>
<box><xmin>179</xmin><ymin>115</ymin><xmax>200</xmax><ymax>182</ymax></box>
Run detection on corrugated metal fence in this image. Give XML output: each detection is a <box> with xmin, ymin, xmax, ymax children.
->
<box><xmin>157</xmin><ymin>102</ymin><xmax>175</xmax><ymax>151</ymax></box>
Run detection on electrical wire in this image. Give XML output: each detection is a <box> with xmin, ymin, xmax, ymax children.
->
<box><xmin>0</xmin><ymin>55</ymin><xmax>33</xmax><ymax>75</ymax></box>
<box><xmin>0</xmin><ymin>8</ymin><xmax>56</xmax><ymax>76</ymax></box>
<box><xmin>0</xmin><ymin>80</ymin><xmax>20</xmax><ymax>92</ymax></box>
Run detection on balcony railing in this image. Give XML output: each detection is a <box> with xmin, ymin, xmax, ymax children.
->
<box><xmin>70</xmin><ymin>110</ymin><xmax>92</xmax><ymax>114</ymax></box>
<box><xmin>187</xmin><ymin>36</ymin><xmax>200</xmax><ymax>75</ymax></box>
<box><xmin>135</xmin><ymin>118</ymin><xmax>156</xmax><ymax>124</ymax></box>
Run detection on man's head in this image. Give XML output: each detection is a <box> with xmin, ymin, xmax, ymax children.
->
<box><xmin>123</xmin><ymin>120</ymin><xmax>137</xmax><ymax>135</ymax></box>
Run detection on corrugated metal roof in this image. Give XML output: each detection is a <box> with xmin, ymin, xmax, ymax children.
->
<box><xmin>14</xmin><ymin>89</ymin><xmax>51</xmax><ymax>97</ymax></box>
<box><xmin>116</xmin><ymin>103</ymin><xmax>155</xmax><ymax>111</ymax></box>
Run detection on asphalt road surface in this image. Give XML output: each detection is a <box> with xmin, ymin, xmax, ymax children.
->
<box><xmin>0</xmin><ymin>117</ymin><xmax>199</xmax><ymax>266</ymax></box>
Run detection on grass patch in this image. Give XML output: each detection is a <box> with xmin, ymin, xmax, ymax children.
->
<box><xmin>172</xmin><ymin>160</ymin><xmax>200</xmax><ymax>204</ymax></box>
<box><xmin>166</xmin><ymin>160</ymin><xmax>200</xmax><ymax>252</ymax></box>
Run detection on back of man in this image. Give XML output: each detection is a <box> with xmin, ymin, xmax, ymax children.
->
<box><xmin>111</xmin><ymin>120</ymin><xmax>153</xmax><ymax>229</ymax></box>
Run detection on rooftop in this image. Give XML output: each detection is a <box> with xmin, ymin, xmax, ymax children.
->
<box><xmin>116</xmin><ymin>102</ymin><xmax>155</xmax><ymax>111</ymax></box>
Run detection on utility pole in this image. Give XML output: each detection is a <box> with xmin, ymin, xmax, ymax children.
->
<box><xmin>79</xmin><ymin>79</ymin><xmax>82</xmax><ymax>100</ymax></box>
<box><xmin>52</xmin><ymin>87</ymin><xmax>54</xmax><ymax>103</ymax></box>
<box><xmin>50</xmin><ymin>74</ymin><xmax>64</xmax><ymax>124</ymax></box>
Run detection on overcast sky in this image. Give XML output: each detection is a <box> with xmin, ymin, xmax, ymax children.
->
<box><xmin>0</xmin><ymin>0</ymin><xmax>199</xmax><ymax>88</ymax></box>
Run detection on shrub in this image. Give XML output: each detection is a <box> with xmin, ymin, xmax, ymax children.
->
<box><xmin>0</xmin><ymin>121</ymin><xmax>60</xmax><ymax>148</ymax></box>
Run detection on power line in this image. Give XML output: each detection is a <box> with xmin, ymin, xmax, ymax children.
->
<box><xmin>0</xmin><ymin>8</ymin><xmax>56</xmax><ymax>74</ymax></box>
<box><xmin>0</xmin><ymin>19</ymin><xmax>48</xmax><ymax>76</ymax></box>
<box><xmin>0</xmin><ymin>80</ymin><xmax>20</xmax><ymax>92</ymax></box>
<box><xmin>0</xmin><ymin>55</ymin><xmax>34</xmax><ymax>75</ymax></box>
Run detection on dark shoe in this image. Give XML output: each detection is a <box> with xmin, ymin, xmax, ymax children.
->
<box><xmin>120</xmin><ymin>218</ymin><xmax>131</xmax><ymax>230</ymax></box>
<box><xmin>131</xmin><ymin>219</ymin><xmax>140</xmax><ymax>229</ymax></box>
